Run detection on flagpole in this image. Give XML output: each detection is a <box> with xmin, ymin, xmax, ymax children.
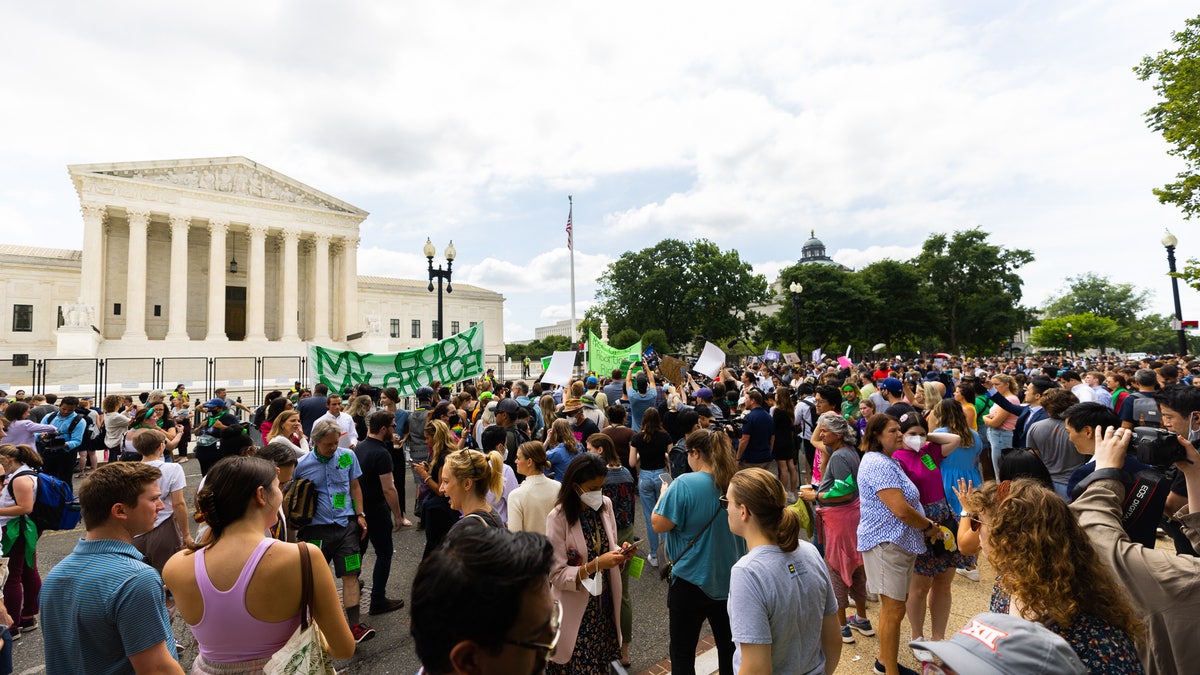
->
<box><xmin>568</xmin><ymin>195</ymin><xmax>577</xmax><ymax>344</ymax></box>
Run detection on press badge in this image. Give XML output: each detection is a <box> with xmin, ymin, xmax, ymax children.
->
<box><xmin>338</xmin><ymin>453</ymin><xmax>354</xmax><ymax>469</ymax></box>
<box><xmin>333</xmin><ymin>494</ymin><xmax>347</xmax><ymax>509</ymax></box>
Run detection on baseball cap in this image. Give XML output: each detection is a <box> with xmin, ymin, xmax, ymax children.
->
<box><xmin>203</xmin><ymin>398</ymin><xmax>226</xmax><ymax>409</ymax></box>
<box><xmin>880</xmin><ymin>377</ymin><xmax>904</xmax><ymax>394</ymax></box>
<box><xmin>585</xmin><ymin>376</ymin><xmax>598</xmax><ymax>387</ymax></box>
<box><xmin>909</xmin><ymin>613</ymin><xmax>1087</xmax><ymax>675</ymax></box>
<box><xmin>415</xmin><ymin>386</ymin><xmax>435</xmax><ymax>401</ymax></box>
<box><xmin>495</xmin><ymin>398</ymin><xmax>520</xmax><ymax>415</ymax></box>
<box><xmin>695</xmin><ymin>387</ymin><xmax>714</xmax><ymax>401</ymax></box>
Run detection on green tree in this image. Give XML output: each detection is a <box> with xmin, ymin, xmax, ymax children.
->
<box><xmin>594</xmin><ymin>239</ymin><xmax>769</xmax><ymax>348</ymax></box>
<box><xmin>1030</xmin><ymin>314</ymin><xmax>1124</xmax><ymax>353</ymax></box>
<box><xmin>641</xmin><ymin>329</ymin><xmax>671</xmax><ymax>354</ymax></box>
<box><xmin>610</xmin><ymin>328</ymin><xmax>641</xmax><ymax>349</ymax></box>
<box><xmin>1136</xmin><ymin>15</ymin><xmax>1200</xmax><ymax>219</ymax></box>
<box><xmin>855</xmin><ymin>259</ymin><xmax>933</xmax><ymax>352</ymax></box>
<box><xmin>757</xmin><ymin>263</ymin><xmax>874</xmax><ymax>355</ymax></box>
<box><xmin>1043</xmin><ymin>273</ymin><xmax>1151</xmax><ymax>324</ymax></box>
<box><xmin>913</xmin><ymin>229</ymin><xmax>1035</xmax><ymax>354</ymax></box>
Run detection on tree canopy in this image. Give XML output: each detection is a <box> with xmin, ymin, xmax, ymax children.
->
<box><xmin>1030</xmin><ymin>314</ymin><xmax>1124</xmax><ymax>354</ymax></box>
<box><xmin>1136</xmin><ymin>14</ymin><xmax>1200</xmax><ymax>219</ymax></box>
<box><xmin>1043</xmin><ymin>273</ymin><xmax>1152</xmax><ymax>324</ymax></box>
<box><xmin>593</xmin><ymin>238</ymin><xmax>769</xmax><ymax>349</ymax></box>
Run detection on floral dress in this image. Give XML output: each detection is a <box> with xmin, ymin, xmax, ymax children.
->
<box><xmin>548</xmin><ymin>508</ymin><xmax>620</xmax><ymax>675</ymax></box>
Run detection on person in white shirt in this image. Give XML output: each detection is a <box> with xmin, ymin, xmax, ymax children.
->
<box><xmin>1059</xmin><ymin>370</ymin><xmax>1096</xmax><ymax>404</ymax></box>
<box><xmin>506</xmin><ymin>440</ymin><xmax>561</xmax><ymax>535</ymax></box>
<box><xmin>317</xmin><ymin>395</ymin><xmax>358</xmax><ymax>448</ymax></box>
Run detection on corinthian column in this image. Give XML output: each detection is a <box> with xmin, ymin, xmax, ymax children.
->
<box><xmin>312</xmin><ymin>233</ymin><xmax>331</xmax><ymax>342</ymax></box>
<box><xmin>165</xmin><ymin>216</ymin><xmax>191</xmax><ymax>341</ymax></box>
<box><xmin>123</xmin><ymin>210</ymin><xmax>149</xmax><ymax>339</ymax></box>
<box><xmin>79</xmin><ymin>204</ymin><xmax>107</xmax><ymax>330</ymax></box>
<box><xmin>245</xmin><ymin>224</ymin><xmax>268</xmax><ymax>342</ymax></box>
<box><xmin>341</xmin><ymin>236</ymin><xmax>359</xmax><ymax>339</ymax></box>
<box><xmin>205</xmin><ymin>219</ymin><xmax>229</xmax><ymax>341</ymax></box>
<box><xmin>280</xmin><ymin>229</ymin><xmax>300</xmax><ymax>341</ymax></box>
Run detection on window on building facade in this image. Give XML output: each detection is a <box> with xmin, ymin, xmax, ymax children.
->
<box><xmin>470</xmin><ymin>321</ymin><xmax>477</xmax><ymax>328</ymax></box>
<box><xmin>451</xmin><ymin>321</ymin><xmax>460</xmax><ymax>335</ymax></box>
<box><xmin>411</xmin><ymin>319</ymin><xmax>420</xmax><ymax>338</ymax></box>
<box><xmin>114</xmin><ymin>303</ymin><xmax>122</xmax><ymax>316</ymax></box>
<box><xmin>390</xmin><ymin>319</ymin><xmax>400</xmax><ymax>338</ymax></box>
<box><xmin>432</xmin><ymin>320</ymin><xmax>440</xmax><ymax>337</ymax></box>
<box><xmin>12</xmin><ymin>305</ymin><xmax>33</xmax><ymax>332</ymax></box>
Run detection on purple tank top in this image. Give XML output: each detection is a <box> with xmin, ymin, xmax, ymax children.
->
<box><xmin>190</xmin><ymin>539</ymin><xmax>302</xmax><ymax>661</ymax></box>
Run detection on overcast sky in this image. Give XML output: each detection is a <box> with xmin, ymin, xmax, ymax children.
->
<box><xmin>2</xmin><ymin>2</ymin><xmax>1196</xmax><ymax>342</ymax></box>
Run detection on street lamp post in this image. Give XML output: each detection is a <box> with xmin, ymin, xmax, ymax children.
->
<box><xmin>424</xmin><ymin>238</ymin><xmax>456</xmax><ymax>340</ymax></box>
<box><xmin>1163</xmin><ymin>230</ymin><xmax>1189</xmax><ymax>356</ymax></box>
<box><xmin>1066</xmin><ymin>321</ymin><xmax>1073</xmax><ymax>358</ymax></box>
<box><xmin>789</xmin><ymin>282</ymin><xmax>804</xmax><ymax>360</ymax></box>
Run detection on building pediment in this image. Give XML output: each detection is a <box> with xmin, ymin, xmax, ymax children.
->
<box><xmin>68</xmin><ymin>156</ymin><xmax>368</xmax><ymax>218</ymax></box>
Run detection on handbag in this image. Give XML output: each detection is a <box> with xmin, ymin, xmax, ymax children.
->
<box><xmin>658</xmin><ymin>503</ymin><xmax>722</xmax><ymax>581</ymax></box>
<box><xmin>264</xmin><ymin>544</ymin><xmax>336</xmax><ymax>675</ymax></box>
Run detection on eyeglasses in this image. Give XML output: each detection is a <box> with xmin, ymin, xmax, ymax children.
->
<box><xmin>718</xmin><ymin>495</ymin><xmax>729</xmax><ymax>510</ymax></box>
<box><xmin>968</xmin><ymin>514</ymin><xmax>989</xmax><ymax>532</ymax></box>
<box><xmin>504</xmin><ymin>599</ymin><xmax>562</xmax><ymax>662</ymax></box>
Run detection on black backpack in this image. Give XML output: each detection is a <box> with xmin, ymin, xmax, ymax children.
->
<box><xmin>1129</xmin><ymin>394</ymin><xmax>1161</xmax><ymax>428</ymax></box>
<box><xmin>36</xmin><ymin>414</ymin><xmax>85</xmax><ymax>453</ymax></box>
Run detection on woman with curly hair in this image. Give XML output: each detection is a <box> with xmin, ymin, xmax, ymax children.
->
<box><xmin>961</xmin><ymin>479</ymin><xmax>1144</xmax><ymax>674</ymax></box>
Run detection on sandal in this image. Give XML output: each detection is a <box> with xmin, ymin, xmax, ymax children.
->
<box><xmin>177</xmin><ymin>457</ymin><xmax>190</xmax><ymax>463</ymax></box>
<box><xmin>400</xmin><ymin>517</ymin><xmax>414</xmax><ymax>527</ymax></box>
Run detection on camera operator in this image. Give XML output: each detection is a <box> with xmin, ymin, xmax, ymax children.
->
<box><xmin>1070</xmin><ymin>421</ymin><xmax>1200</xmax><ymax>674</ymax></box>
<box><xmin>1063</xmin><ymin>402</ymin><xmax>1170</xmax><ymax>548</ymax></box>
<box><xmin>1153</xmin><ymin>384</ymin><xmax>1200</xmax><ymax>555</ymax></box>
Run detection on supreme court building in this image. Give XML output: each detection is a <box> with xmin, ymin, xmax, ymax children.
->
<box><xmin>0</xmin><ymin>157</ymin><xmax>505</xmax><ymax>369</ymax></box>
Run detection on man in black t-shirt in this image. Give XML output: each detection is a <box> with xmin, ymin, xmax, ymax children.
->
<box><xmin>563</xmin><ymin>398</ymin><xmax>600</xmax><ymax>445</ymax></box>
<box><xmin>353</xmin><ymin>411</ymin><xmax>405</xmax><ymax>615</ymax></box>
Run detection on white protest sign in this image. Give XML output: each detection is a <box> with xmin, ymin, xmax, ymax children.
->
<box><xmin>693</xmin><ymin>341</ymin><xmax>726</xmax><ymax>378</ymax></box>
<box><xmin>541</xmin><ymin>351</ymin><xmax>577</xmax><ymax>386</ymax></box>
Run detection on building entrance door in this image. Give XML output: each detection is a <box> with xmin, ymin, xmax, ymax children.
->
<box><xmin>225</xmin><ymin>286</ymin><xmax>246</xmax><ymax>340</ymax></box>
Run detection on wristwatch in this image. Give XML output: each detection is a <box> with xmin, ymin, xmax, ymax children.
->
<box><xmin>356</xmin><ymin>512</ymin><xmax>366</xmax><ymax>519</ymax></box>
<box><xmin>1070</xmin><ymin>467</ymin><xmax>1131</xmax><ymax>501</ymax></box>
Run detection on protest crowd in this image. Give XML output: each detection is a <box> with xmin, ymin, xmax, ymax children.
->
<box><xmin>4</xmin><ymin>349</ymin><xmax>1200</xmax><ymax>674</ymax></box>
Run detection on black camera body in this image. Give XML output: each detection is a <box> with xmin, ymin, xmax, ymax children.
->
<box><xmin>1129</xmin><ymin>426</ymin><xmax>1187</xmax><ymax>468</ymax></box>
<box><xmin>36</xmin><ymin>431</ymin><xmax>67</xmax><ymax>453</ymax></box>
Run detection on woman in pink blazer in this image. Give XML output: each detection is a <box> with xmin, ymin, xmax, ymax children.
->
<box><xmin>545</xmin><ymin>453</ymin><xmax>635</xmax><ymax>674</ymax></box>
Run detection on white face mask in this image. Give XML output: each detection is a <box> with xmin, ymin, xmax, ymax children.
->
<box><xmin>579</xmin><ymin>490</ymin><xmax>604</xmax><ymax>511</ymax></box>
<box><xmin>903</xmin><ymin>435</ymin><xmax>925</xmax><ymax>451</ymax></box>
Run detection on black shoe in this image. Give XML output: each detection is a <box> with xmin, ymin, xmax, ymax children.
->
<box><xmin>368</xmin><ymin>598</ymin><xmax>406</xmax><ymax>616</ymax></box>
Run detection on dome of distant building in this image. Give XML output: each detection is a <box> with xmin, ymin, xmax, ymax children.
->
<box><xmin>799</xmin><ymin>230</ymin><xmax>849</xmax><ymax>270</ymax></box>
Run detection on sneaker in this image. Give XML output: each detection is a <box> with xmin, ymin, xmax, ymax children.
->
<box><xmin>368</xmin><ymin>598</ymin><xmax>405</xmax><ymax>616</ymax></box>
<box><xmin>647</xmin><ymin>554</ymin><xmax>658</xmax><ymax>568</ymax></box>
<box><xmin>350</xmin><ymin>623</ymin><xmax>376</xmax><ymax>643</ymax></box>
<box><xmin>874</xmin><ymin>659</ymin><xmax>919</xmax><ymax>675</ymax></box>
<box><xmin>18</xmin><ymin>617</ymin><xmax>37</xmax><ymax>633</ymax></box>
<box><xmin>847</xmin><ymin>614</ymin><xmax>875</xmax><ymax>637</ymax></box>
<box><xmin>911</xmin><ymin>639</ymin><xmax>936</xmax><ymax>664</ymax></box>
<box><xmin>841</xmin><ymin>625</ymin><xmax>855</xmax><ymax>643</ymax></box>
<box><xmin>956</xmin><ymin>567</ymin><xmax>980</xmax><ymax>582</ymax></box>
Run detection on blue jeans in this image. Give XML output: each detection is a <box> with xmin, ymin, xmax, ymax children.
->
<box><xmin>986</xmin><ymin>428</ymin><xmax>1013</xmax><ymax>480</ymax></box>
<box><xmin>639</xmin><ymin>468</ymin><xmax>665</xmax><ymax>557</ymax></box>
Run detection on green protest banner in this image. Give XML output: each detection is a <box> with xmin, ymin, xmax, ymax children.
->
<box><xmin>587</xmin><ymin>330</ymin><xmax>642</xmax><ymax>376</ymax></box>
<box><xmin>308</xmin><ymin>323</ymin><xmax>485</xmax><ymax>396</ymax></box>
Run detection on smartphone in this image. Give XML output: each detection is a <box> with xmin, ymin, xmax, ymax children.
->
<box><xmin>620</xmin><ymin>538</ymin><xmax>643</xmax><ymax>555</ymax></box>
<box><xmin>659</xmin><ymin>473</ymin><xmax>673</xmax><ymax>486</ymax></box>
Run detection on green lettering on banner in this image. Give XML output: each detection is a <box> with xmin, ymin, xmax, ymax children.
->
<box><xmin>309</xmin><ymin>324</ymin><xmax>487</xmax><ymax>398</ymax></box>
<box><xmin>587</xmin><ymin>330</ymin><xmax>642</xmax><ymax>376</ymax></box>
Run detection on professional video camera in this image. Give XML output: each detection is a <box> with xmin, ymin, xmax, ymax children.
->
<box><xmin>1129</xmin><ymin>427</ymin><xmax>1189</xmax><ymax>469</ymax></box>
<box><xmin>36</xmin><ymin>431</ymin><xmax>68</xmax><ymax>453</ymax></box>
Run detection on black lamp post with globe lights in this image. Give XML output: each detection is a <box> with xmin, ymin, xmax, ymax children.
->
<box><xmin>1163</xmin><ymin>230</ymin><xmax>1188</xmax><ymax>356</ymax></box>
<box><xmin>789</xmin><ymin>282</ymin><xmax>804</xmax><ymax>360</ymax></box>
<box><xmin>425</xmin><ymin>238</ymin><xmax>456</xmax><ymax>340</ymax></box>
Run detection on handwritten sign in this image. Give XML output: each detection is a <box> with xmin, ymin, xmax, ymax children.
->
<box><xmin>308</xmin><ymin>323</ymin><xmax>485</xmax><ymax>397</ymax></box>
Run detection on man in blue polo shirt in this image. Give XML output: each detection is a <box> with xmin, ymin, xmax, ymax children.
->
<box><xmin>294</xmin><ymin>418</ymin><xmax>375</xmax><ymax>643</ymax></box>
<box><xmin>737</xmin><ymin>389</ymin><xmax>774</xmax><ymax>469</ymax></box>
<box><xmin>42</xmin><ymin>462</ymin><xmax>183</xmax><ymax>674</ymax></box>
<box><xmin>38</xmin><ymin>395</ymin><xmax>87</xmax><ymax>484</ymax></box>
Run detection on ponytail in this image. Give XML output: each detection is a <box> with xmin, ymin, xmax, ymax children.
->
<box><xmin>484</xmin><ymin>450</ymin><xmax>505</xmax><ymax>499</ymax></box>
<box><xmin>730</xmin><ymin>468</ymin><xmax>800</xmax><ymax>552</ymax></box>
<box><xmin>684</xmin><ymin>429</ymin><xmax>738</xmax><ymax>495</ymax></box>
<box><xmin>0</xmin><ymin>444</ymin><xmax>42</xmax><ymax>469</ymax></box>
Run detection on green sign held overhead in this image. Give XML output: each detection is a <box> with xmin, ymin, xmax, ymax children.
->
<box><xmin>587</xmin><ymin>330</ymin><xmax>642</xmax><ymax>377</ymax></box>
<box><xmin>308</xmin><ymin>323</ymin><xmax>486</xmax><ymax>396</ymax></box>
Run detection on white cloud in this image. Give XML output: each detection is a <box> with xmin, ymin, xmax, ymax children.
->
<box><xmin>834</xmin><ymin>246</ymin><xmax>925</xmax><ymax>271</ymax></box>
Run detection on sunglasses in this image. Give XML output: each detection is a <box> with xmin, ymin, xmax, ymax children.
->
<box><xmin>717</xmin><ymin>495</ymin><xmax>730</xmax><ymax>510</ymax></box>
<box><xmin>504</xmin><ymin>599</ymin><xmax>562</xmax><ymax>662</ymax></box>
<box><xmin>967</xmin><ymin>513</ymin><xmax>989</xmax><ymax>532</ymax></box>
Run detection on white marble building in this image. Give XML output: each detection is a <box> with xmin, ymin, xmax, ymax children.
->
<box><xmin>1</xmin><ymin>157</ymin><xmax>504</xmax><ymax>366</ymax></box>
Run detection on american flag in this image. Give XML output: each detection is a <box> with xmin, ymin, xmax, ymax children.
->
<box><xmin>566</xmin><ymin>197</ymin><xmax>573</xmax><ymax>251</ymax></box>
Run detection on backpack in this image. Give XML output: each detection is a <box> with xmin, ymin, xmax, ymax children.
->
<box><xmin>668</xmin><ymin>437</ymin><xmax>693</xmax><ymax>479</ymax></box>
<box><xmin>7</xmin><ymin>469</ymin><xmax>81</xmax><ymax>533</ymax></box>
<box><xmin>796</xmin><ymin>398</ymin><xmax>818</xmax><ymax>440</ymax></box>
<box><xmin>35</xmin><ymin>414</ymin><xmax>85</xmax><ymax>454</ymax></box>
<box><xmin>1129</xmin><ymin>393</ymin><xmax>1161</xmax><ymax>428</ymax></box>
<box><xmin>521</xmin><ymin>398</ymin><xmax>542</xmax><ymax>436</ymax></box>
<box><xmin>283</xmin><ymin>477</ymin><xmax>318</xmax><ymax>529</ymax></box>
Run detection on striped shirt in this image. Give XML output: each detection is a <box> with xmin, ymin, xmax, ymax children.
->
<box><xmin>42</xmin><ymin>538</ymin><xmax>178</xmax><ymax>674</ymax></box>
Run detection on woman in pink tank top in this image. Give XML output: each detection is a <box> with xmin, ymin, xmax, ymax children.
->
<box><xmin>163</xmin><ymin>456</ymin><xmax>356</xmax><ymax>673</ymax></box>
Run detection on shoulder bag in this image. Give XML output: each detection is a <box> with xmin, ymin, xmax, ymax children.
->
<box><xmin>658</xmin><ymin>503</ymin><xmax>722</xmax><ymax>581</ymax></box>
<box><xmin>264</xmin><ymin>543</ymin><xmax>336</xmax><ymax>675</ymax></box>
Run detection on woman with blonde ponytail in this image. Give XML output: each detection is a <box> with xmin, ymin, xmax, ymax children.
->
<box><xmin>727</xmin><ymin>468</ymin><xmax>842</xmax><ymax>674</ymax></box>
<box><xmin>441</xmin><ymin>448</ymin><xmax>507</xmax><ymax>531</ymax></box>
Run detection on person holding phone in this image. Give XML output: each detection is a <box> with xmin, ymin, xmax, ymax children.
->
<box><xmin>546</xmin><ymin>453</ymin><xmax>633</xmax><ymax>673</ymax></box>
<box><xmin>588</xmin><ymin>433</ymin><xmax>637</xmax><ymax>667</ymax></box>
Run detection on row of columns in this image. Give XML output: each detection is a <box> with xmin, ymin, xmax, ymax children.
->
<box><xmin>80</xmin><ymin>205</ymin><xmax>358</xmax><ymax>343</ymax></box>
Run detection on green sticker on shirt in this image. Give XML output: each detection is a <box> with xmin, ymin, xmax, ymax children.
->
<box><xmin>920</xmin><ymin>454</ymin><xmax>937</xmax><ymax>471</ymax></box>
<box><xmin>338</xmin><ymin>453</ymin><xmax>353</xmax><ymax>469</ymax></box>
<box><xmin>344</xmin><ymin>553</ymin><xmax>361</xmax><ymax>572</ymax></box>
<box><xmin>333</xmin><ymin>494</ymin><xmax>347</xmax><ymax>509</ymax></box>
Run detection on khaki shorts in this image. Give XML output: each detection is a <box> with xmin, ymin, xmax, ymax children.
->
<box><xmin>862</xmin><ymin>542</ymin><xmax>917</xmax><ymax>601</ymax></box>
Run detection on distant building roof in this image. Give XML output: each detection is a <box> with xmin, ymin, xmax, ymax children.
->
<box><xmin>357</xmin><ymin>275</ymin><xmax>502</xmax><ymax>298</ymax></box>
<box><xmin>799</xmin><ymin>230</ymin><xmax>849</xmax><ymax>270</ymax></box>
<box><xmin>0</xmin><ymin>245</ymin><xmax>82</xmax><ymax>261</ymax></box>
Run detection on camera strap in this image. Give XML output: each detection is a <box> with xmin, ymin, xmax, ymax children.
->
<box><xmin>1121</xmin><ymin>470</ymin><xmax>1167</xmax><ymax>528</ymax></box>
